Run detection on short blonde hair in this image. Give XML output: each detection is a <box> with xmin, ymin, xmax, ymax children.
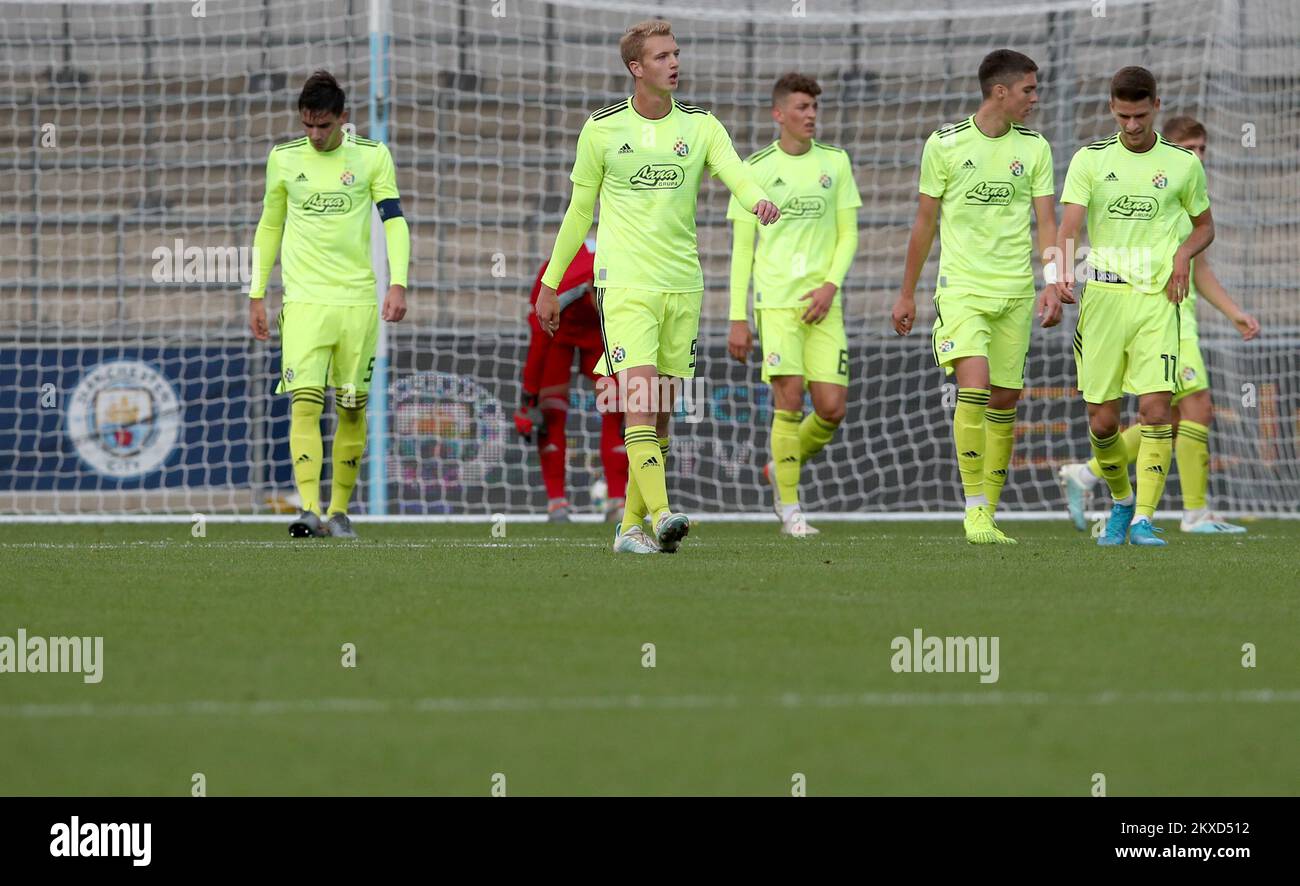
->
<box><xmin>620</xmin><ymin>19</ymin><xmax>674</xmax><ymax>74</ymax></box>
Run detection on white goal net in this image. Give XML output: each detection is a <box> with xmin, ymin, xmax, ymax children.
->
<box><xmin>1</xmin><ymin>0</ymin><xmax>1297</xmax><ymax>517</ymax></box>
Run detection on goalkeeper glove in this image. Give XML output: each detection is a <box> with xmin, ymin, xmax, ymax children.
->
<box><xmin>514</xmin><ymin>392</ymin><xmax>544</xmax><ymax>443</ymax></box>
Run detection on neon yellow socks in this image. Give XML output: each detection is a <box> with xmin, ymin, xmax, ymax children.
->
<box><xmin>1086</xmin><ymin>424</ymin><xmax>1141</xmax><ymax>480</ymax></box>
<box><xmin>1136</xmin><ymin>424</ymin><xmax>1174</xmax><ymax>519</ymax></box>
<box><xmin>954</xmin><ymin>388</ymin><xmax>989</xmax><ymax>506</ymax></box>
<box><xmin>1175</xmin><ymin>419</ymin><xmax>1210</xmax><ymax>511</ymax></box>
<box><xmin>328</xmin><ymin>394</ymin><xmax>367</xmax><ymax>516</ymax></box>
<box><xmin>798</xmin><ymin>412</ymin><xmax>838</xmax><ymax>464</ymax></box>
<box><xmin>983</xmin><ymin>407</ymin><xmax>1017</xmax><ymax>510</ymax></box>
<box><xmin>620</xmin><ymin>431</ymin><xmax>670</xmax><ymax>532</ymax></box>
<box><xmin>772</xmin><ymin>409</ymin><xmax>803</xmax><ymax>507</ymax></box>
<box><xmin>1089</xmin><ymin>428</ymin><xmax>1133</xmax><ymax>503</ymax></box>
<box><xmin>290</xmin><ymin>387</ymin><xmax>325</xmax><ymax>515</ymax></box>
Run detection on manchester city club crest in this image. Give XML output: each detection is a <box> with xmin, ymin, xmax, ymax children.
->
<box><xmin>673</xmin><ymin>138</ymin><xmax>688</xmax><ymax>157</ymax></box>
<box><xmin>65</xmin><ymin>360</ymin><xmax>182</xmax><ymax>479</ymax></box>
<box><xmin>340</xmin><ymin>170</ymin><xmax>355</xmax><ymax>186</ymax></box>
<box><xmin>1010</xmin><ymin>159</ymin><xmax>1024</xmax><ymax>177</ymax></box>
<box><xmin>819</xmin><ymin>173</ymin><xmax>832</xmax><ymax>189</ymax></box>
<box><xmin>1153</xmin><ymin>170</ymin><xmax>1168</xmax><ymax>189</ymax></box>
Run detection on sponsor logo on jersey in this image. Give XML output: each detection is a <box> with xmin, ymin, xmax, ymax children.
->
<box><xmin>819</xmin><ymin>173</ymin><xmax>832</xmax><ymax>189</ymax></box>
<box><xmin>618</xmin><ymin>143</ymin><xmax>633</xmax><ymax>154</ymax></box>
<box><xmin>1106</xmin><ymin>194</ymin><xmax>1159</xmax><ymax>219</ymax></box>
<box><xmin>1009</xmin><ymin>159</ymin><xmax>1024</xmax><ymax>177</ymax></box>
<box><xmin>1104</xmin><ymin>171</ymin><xmax>1119</xmax><ymax>181</ymax></box>
<box><xmin>1152</xmin><ymin>170</ymin><xmax>1168</xmax><ymax>189</ymax></box>
<box><xmin>673</xmin><ymin>138</ymin><xmax>689</xmax><ymax>157</ymax></box>
<box><xmin>340</xmin><ymin>170</ymin><xmax>355</xmax><ymax>186</ymax></box>
<box><xmin>961</xmin><ymin>159</ymin><xmax>976</xmax><ymax>170</ymax></box>
<box><xmin>302</xmin><ymin>192</ymin><xmax>353</xmax><ymax>214</ymax></box>
<box><xmin>964</xmin><ymin>181</ymin><xmax>1014</xmax><ymax>205</ymax></box>
<box><xmin>629</xmin><ymin>163</ymin><xmax>684</xmax><ymax>189</ymax></box>
<box><xmin>781</xmin><ymin>195</ymin><xmax>827</xmax><ymax>218</ymax></box>
<box><xmin>294</xmin><ymin>172</ymin><xmax>308</xmax><ymax>182</ymax></box>
<box><xmin>66</xmin><ymin>361</ymin><xmax>182</xmax><ymax>479</ymax></box>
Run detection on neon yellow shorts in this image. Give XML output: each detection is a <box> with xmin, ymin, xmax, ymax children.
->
<box><xmin>1074</xmin><ymin>281</ymin><xmax>1180</xmax><ymax>404</ymax></box>
<box><xmin>931</xmin><ymin>292</ymin><xmax>1034</xmax><ymax>389</ymax></box>
<box><xmin>276</xmin><ymin>301</ymin><xmax>379</xmax><ymax>395</ymax></box>
<box><xmin>1172</xmin><ymin>336</ymin><xmax>1208</xmax><ymax>404</ymax></box>
<box><xmin>756</xmin><ymin>304</ymin><xmax>849</xmax><ymax>386</ymax></box>
<box><xmin>594</xmin><ymin>286</ymin><xmax>702</xmax><ymax>378</ymax></box>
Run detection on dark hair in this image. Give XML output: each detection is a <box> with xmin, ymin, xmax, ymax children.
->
<box><xmin>772</xmin><ymin>72</ymin><xmax>822</xmax><ymax>106</ymax></box>
<box><xmin>1111</xmin><ymin>66</ymin><xmax>1157</xmax><ymax>102</ymax></box>
<box><xmin>978</xmin><ymin>50</ymin><xmax>1038</xmax><ymax>98</ymax></box>
<box><xmin>1162</xmin><ymin>115</ymin><xmax>1206</xmax><ymax>142</ymax></box>
<box><xmin>298</xmin><ymin>70</ymin><xmax>345</xmax><ymax>116</ymax></box>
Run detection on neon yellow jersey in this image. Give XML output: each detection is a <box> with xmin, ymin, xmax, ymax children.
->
<box><xmin>258</xmin><ymin>134</ymin><xmax>400</xmax><ymax>305</ymax></box>
<box><xmin>918</xmin><ymin>116</ymin><xmax>1055</xmax><ymax>298</ymax></box>
<box><xmin>1061</xmin><ymin>133</ymin><xmax>1209</xmax><ymax>295</ymax></box>
<box><xmin>570</xmin><ymin>96</ymin><xmax>749</xmax><ymax>292</ymax></box>
<box><xmin>725</xmin><ymin>140</ymin><xmax>862</xmax><ymax>310</ymax></box>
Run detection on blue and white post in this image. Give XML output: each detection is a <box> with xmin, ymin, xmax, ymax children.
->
<box><xmin>367</xmin><ymin>0</ymin><xmax>392</xmax><ymax>515</ymax></box>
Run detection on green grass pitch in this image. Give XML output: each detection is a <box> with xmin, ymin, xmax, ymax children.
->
<box><xmin>2</xmin><ymin>519</ymin><xmax>1297</xmax><ymax>796</ymax></box>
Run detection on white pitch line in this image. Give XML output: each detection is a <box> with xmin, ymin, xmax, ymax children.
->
<box><xmin>3</xmin><ymin>688</ymin><xmax>1297</xmax><ymax>719</ymax></box>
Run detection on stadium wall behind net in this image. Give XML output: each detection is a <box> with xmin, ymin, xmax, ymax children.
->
<box><xmin>1</xmin><ymin>0</ymin><xmax>1297</xmax><ymax>516</ymax></box>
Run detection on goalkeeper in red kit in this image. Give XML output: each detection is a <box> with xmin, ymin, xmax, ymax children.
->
<box><xmin>516</xmin><ymin>236</ymin><xmax>629</xmax><ymax>522</ymax></box>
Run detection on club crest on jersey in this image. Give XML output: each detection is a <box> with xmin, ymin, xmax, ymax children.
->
<box><xmin>939</xmin><ymin>339</ymin><xmax>955</xmax><ymax>353</ymax></box>
<box><xmin>819</xmin><ymin>173</ymin><xmax>832</xmax><ymax>189</ymax></box>
<box><xmin>284</xmin><ymin>368</ymin><xmax>295</xmax><ymax>382</ymax></box>
<box><xmin>673</xmin><ymin>138</ymin><xmax>689</xmax><ymax>157</ymax></box>
<box><xmin>766</xmin><ymin>352</ymin><xmax>781</xmax><ymax>367</ymax></box>
<box><xmin>1009</xmin><ymin>159</ymin><xmax>1024</xmax><ymax>177</ymax></box>
<box><xmin>1181</xmin><ymin>366</ymin><xmax>1196</xmax><ymax>382</ymax></box>
<box><xmin>340</xmin><ymin>170</ymin><xmax>355</xmax><ymax>186</ymax></box>
<box><xmin>611</xmin><ymin>346</ymin><xmax>626</xmax><ymax>364</ymax></box>
<box><xmin>1152</xmin><ymin>171</ymin><xmax>1168</xmax><ymax>189</ymax></box>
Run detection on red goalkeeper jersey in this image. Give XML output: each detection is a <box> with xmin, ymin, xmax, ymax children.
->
<box><xmin>523</xmin><ymin>238</ymin><xmax>604</xmax><ymax>394</ymax></box>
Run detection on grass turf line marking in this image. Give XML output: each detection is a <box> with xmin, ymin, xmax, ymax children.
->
<box><xmin>4</xmin><ymin>689</ymin><xmax>1297</xmax><ymax>719</ymax></box>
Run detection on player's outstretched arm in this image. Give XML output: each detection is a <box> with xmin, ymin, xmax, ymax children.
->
<box><xmin>1193</xmin><ymin>252</ymin><xmax>1259</xmax><ymax>340</ymax></box>
<box><xmin>248</xmin><ymin>149</ymin><xmax>287</xmax><ymax>341</ymax></box>
<box><xmin>892</xmin><ymin>194</ymin><xmax>939</xmax><ymax>335</ymax></box>
<box><xmin>536</xmin><ymin>181</ymin><xmax>597</xmax><ymax>335</ymax></box>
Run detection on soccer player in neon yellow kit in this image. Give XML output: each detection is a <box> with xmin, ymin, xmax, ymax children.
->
<box><xmin>891</xmin><ymin>50</ymin><xmax>1061</xmax><ymax>544</ymax></box>
<box><xmin>1057</xmin><ymin>115</ymin><xmax>1260</xmax><ymax>534</ymax></box>
<box><xmin>727</xmin><ymin>73</ymin><xmax>862</xmax><ymax>536</ymax></box>
<box><xmin>536</xmin><ymin>20</ymin><xmax>779</xmax><ymax>554</ymax></box>
<box><xmin>248</xmin><ymin>71</ymin><xmax>411</xmax><ymax>538</ymax></box>
<box><xmin>1055</xmin><ymin>67</ymin><xmax>1215</xmax><ymax>547</ymax></box>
